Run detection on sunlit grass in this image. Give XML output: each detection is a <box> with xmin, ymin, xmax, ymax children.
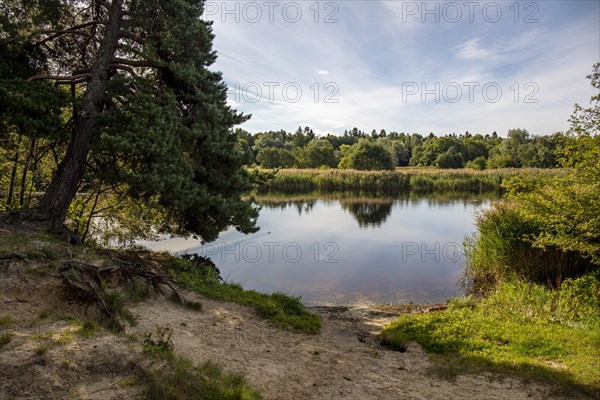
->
<box><xmin>144</xmin><ymin>357</ymin><xmax>261</xmax><ymax>400</ymax></box>
<box><xmin>380</xmin><ymin>273</ymin><xmax>600</xmax><ymax>397</ymax></box>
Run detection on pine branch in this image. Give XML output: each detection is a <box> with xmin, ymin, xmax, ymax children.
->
<box><xmin>118</xmin><ymin>30</ymin><xmax>145</xmax><ymax>45</ymax></box>
<box><xmin>34</xmin><ymin>20</ymin><xmax>106</xmax><ymax>46</ymax></box>
<box><xmin>27</xmin><ymin>72</ymin><xmax>92</xmax><ymax>83</ymax></box>
<box><xmin>108</xmin><ymin>63</ymin><xmax>138</xmax><ymax>77</ymax></box>
<box><xmin>111</xmin><ymin>57</ymin><xmax>156</xmax><ymax>68</ymax></box>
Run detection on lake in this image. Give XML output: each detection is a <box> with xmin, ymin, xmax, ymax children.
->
<box><xmin>142</xmin><ymin>189</ymin><xmax>500</xmax><ymax>306</ymax></box>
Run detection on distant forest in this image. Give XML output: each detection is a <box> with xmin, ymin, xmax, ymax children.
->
<box><xmin>237</xmin><ymin>127</ymin><xmax>565</xmax><ymax>170</ymax></box>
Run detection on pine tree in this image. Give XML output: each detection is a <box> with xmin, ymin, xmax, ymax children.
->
<box><xmin>1</xmin><ymin>0</ymin><xmax>257</xmax><ymax>241</ymax></box>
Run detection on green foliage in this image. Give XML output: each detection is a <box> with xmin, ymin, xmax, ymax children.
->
<box><xmin>295</xmin><ymin>139</ymin><xmax>337</xmax><ymax>168</ymax></box>
<box><xmin>143</xmin><ymin>326</ymin><xmax>175</xmax><ymax>357</ymax></box>
<box><xmin>1</xmin><ymin>0</ymin><xmax>258</xmax><ymax>242</ymax></box>
<box><xmin>0</xmin><ymin>333</ymin><xmax>12</xmax><ymax>348</ymax></box>
<box><xmin>0</xmin><ymin>80</ymin><xmax>68</xmax><ymax>140</ymax></box>
<box><xmin>247</xmin><ymin>168</ymin><xmax>278</xmax><ymax>186</ymax></box>
<box><xmin>338</xmin><ymin>140</ymin><xmax>395</xmax><ymax>170</ymax></box>
<box><xmin>144</xmin><ymin>357</ymin><xmax>261</xmax><ymax>400</ymax></box>
<box><xmin>164</xmin><ymin>254</ymin><xmax>320</xmax><ymax>333</ymax></box>
<box><xmin>464</xmin><ymin>200</ymin><xmax>595</xmax><ymax>289</ymax></box>
<box><xmin>380</xmin><ymin>272</ymin><xmax>600</xmax><ymax>395</ymax></box>
<box><xmin>255</xmin><ymin>147</ymin><xmax>296</xmax><ymax>168</ymax></box>
<box><xmin>466</xmin><ymin>65</ymin><xmax>600</xmax><ymax>288</ymax></box>
<box><xmin>246</xmin><ymin>128</ymin><xmax>566</xmax><ymax>171</ymax></box>
<box><xmin>464</xmin><ymin>156</ymin><xmax>487</xmax><ymax>170</ymax></box>
<box><xmin>501</xmin><ymin>65</ymin><xmax>600</xmax><ymax>265</ymax></box>
<box><xmin>435</xmin><ymin>146</ymin><xmax>464</xmax><ymax>169</ymax></box>
<box><xmin>503</xmin><ymin>136</ymin><xmax>600</xmax><ymax>264</ymax></box>
<box><xmin>411</xmin><ymin>136</ymin><xmax>465</xmax><ymax>166</ymax></box>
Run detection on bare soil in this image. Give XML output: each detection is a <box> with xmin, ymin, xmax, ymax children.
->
<box><xmin>128</xmin><ymin>296</ymin><xmax>567</xmax><ymax>400</ymax></box>
<box><xmin>0</xmin><ymin>254</ymin><xmax>587</xmax><ymax>400</ymax></box>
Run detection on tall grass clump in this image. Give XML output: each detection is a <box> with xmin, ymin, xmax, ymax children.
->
<box><xmin>464</xmin><ymin>201</ymin><xmax>595</xmax><ymax>290</ymax></box>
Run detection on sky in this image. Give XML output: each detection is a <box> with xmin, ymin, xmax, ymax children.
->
<box><xmin>204</xmin><ymin>0</ymin><xmax>600</xmax><ymax>137</ymax></box>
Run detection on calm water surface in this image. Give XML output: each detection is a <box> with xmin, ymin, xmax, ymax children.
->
<box><xmin>143</xmin><ymin>190</ymin><xmax>500</xmax><ymax>306</ymax></box>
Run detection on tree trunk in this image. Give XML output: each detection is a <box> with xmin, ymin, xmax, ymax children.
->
<box><xmin>36</xmin><ymin>0</ymin><xmax>123</xmax><ymax>232</ymax></box>
<box><xmin>6</xmin><ymin>134</ymin><xmax>22</xmax><ymax>207</ymax></box>
<box><xmin>19</xmin><ymin>138</ymin><xmax>36</xmax><ymax>207</ymax></box>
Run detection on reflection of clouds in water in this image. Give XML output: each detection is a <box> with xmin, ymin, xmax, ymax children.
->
<box><xmin>139</xmin><ymin>190</ymin><xmax>499</xmax><ymax>306</ymax></box>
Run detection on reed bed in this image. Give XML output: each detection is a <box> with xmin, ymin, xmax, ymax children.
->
<box><xmin>252</xmin><ymin>168</ymin><xmax>563</xmax><ymax>191</ymax></box>
<box><xmin>464</xmin><ymin>201</ymin><xmax>596</xmax><ymax>290</ymax></box>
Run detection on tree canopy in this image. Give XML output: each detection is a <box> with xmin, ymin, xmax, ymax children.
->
<box><xmin>0</xmin><ymin>0</ymin><xmax>257</xmax><ymax>242</ymax></box>
<box><xmin>238</xmin><ymin>126</ymin><xmax>566</xmax><ymax>171</ymax></box>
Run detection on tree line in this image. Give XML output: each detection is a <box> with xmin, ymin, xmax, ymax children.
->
<box><xmin>237</xmin><ymin>127</ymin><xmax>567</xmax><ymax>170</ymax></box>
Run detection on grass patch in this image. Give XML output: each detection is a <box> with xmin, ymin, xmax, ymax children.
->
<box><xmin>140</xmin><ymin>323</ymin><xmax>262</xmax><ymax>399</ymax></box>
<box><xmin>144</xmin><ymin>357</ymin><xmax>261</xmax><ymax>400</ymax></box>
<box><xmin>125</xmin><ymin>283</ymin><xmax>152</xmax><ymax>303</ymax></box>
<box><xmin>380</xmin><ymin>273</ymin><xmax>600</xmax><ymax>397</ymax></box>
<box><xmin>0</xmin><ymin>315</ymin><xmax>15</xmax><ymax>327</ymax></box>
<box><xmin>101</xmin><ymin>289</ymin><xmax>139</xmax><ymax>327</ymax></box>
<box><xmin>0</xmin><ymin>333</ymin><xmax>13</xmax><ymax>348</ymax></box>
<box><xmin>34</xmin><ymin>342</ymin><xmax>53</xmax><ymax>356</ymax></box>
<box><xmin>143</xmin><ymin>326</ymin><xmax>175</xmax><ymax>357</ymax></box>
<box><xmin>162</xmin><ymin>254</ymin><xmax>320</xmax><ymax>333</ymax></box>
<box><xmin>168</xmin><ymin>292</ymin><xmax>203</xmax><ymax>312</ymax></box>
<box><xmin>75</xmin><ymin>320</ymin><xmax>99</xmax><ymax>337</ymax></box>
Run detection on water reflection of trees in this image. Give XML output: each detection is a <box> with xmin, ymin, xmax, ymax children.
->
<box><xmin>260</xmin><ymin>201</ymin><xmax>316</xmax><ymax>216</ymax></box>
<box><xmin>247</xmin><ymin>188</ymin><xmax>501</xmax><ymax>227</ymax></box>
<box><xmin>339</xmin><ymin>200</ymin><xmax>393</xmax><ymax>228</ymax></box>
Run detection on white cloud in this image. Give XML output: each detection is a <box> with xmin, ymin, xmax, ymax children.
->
<box><xmin>454</xmin><ymin>38</ymin><xmax>493</xmax><ymax>60</ymax></box>
<box><xmin>208</xmin><ymin>1</ymin><xmax>599</xmax><ymax>136</ymax></box>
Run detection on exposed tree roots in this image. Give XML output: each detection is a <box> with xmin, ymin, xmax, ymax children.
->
<box><xmin>57</xmin><ymin>252</ymin><xmax>186</xmax><ymax>324</ymax></box>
